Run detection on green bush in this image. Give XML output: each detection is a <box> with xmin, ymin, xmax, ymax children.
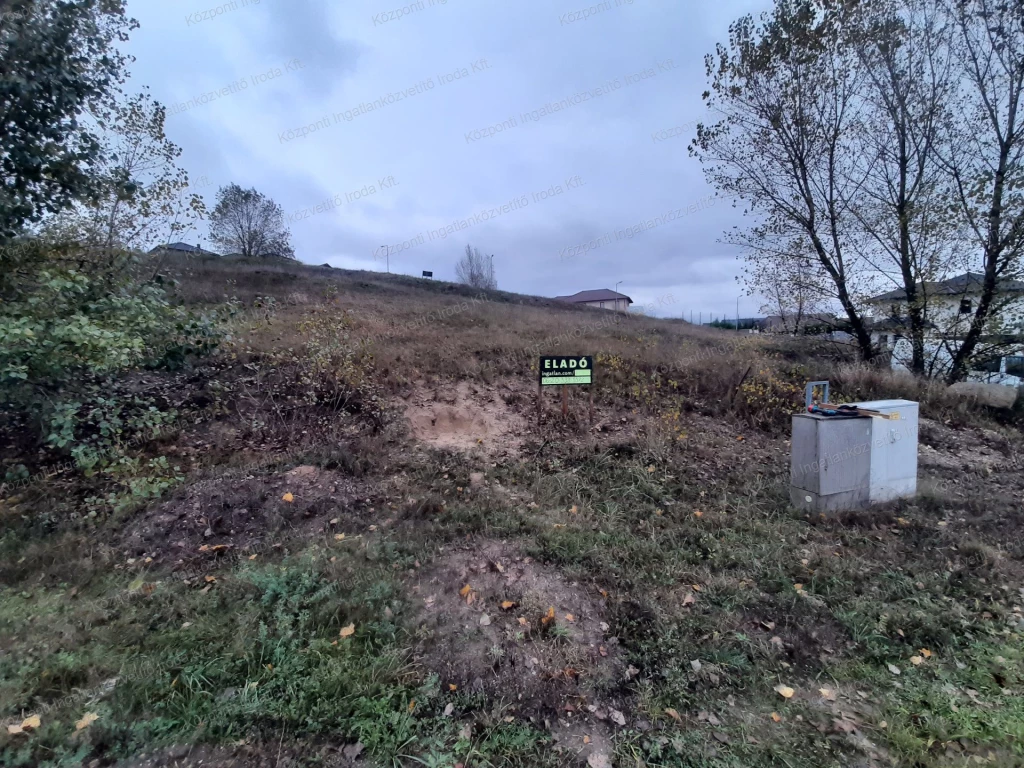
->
<box><xmin>0</xmin><ymin>240</ymin><xmax>221</xmax><ymax>472</ymax></box>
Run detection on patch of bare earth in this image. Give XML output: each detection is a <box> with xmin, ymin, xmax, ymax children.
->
<box><xmin>408</xmin><ymin>539</ymin><xmax>628</xmax><ymax>767</ymax></box>
<box><xmin>120</xmin><ymin>465</ymin><xmax>373</xmax><ymax>573</ymax></box>
<box><xmin>403</xmin><ymin>380</ymin><xmax>528</xmax><ymax>456</ymax></box>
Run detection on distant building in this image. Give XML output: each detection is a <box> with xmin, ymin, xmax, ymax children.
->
<box><xmin>149</xmin><ymin>242</ymin><xmax>217</xmax><ymax>256</ymax></box>
<box><xmin>865</xmin><ymin>271</ymin><xmax>1024</xmax><ymax>385</ymax></box>
<box><xmin>555</xmin><ymin>289</ymin><xmax>633</xmax><ymax>311</ymax></box>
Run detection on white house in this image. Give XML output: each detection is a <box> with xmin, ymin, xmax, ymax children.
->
<box><xmin>865</xmin><ymin>272</ymin><xmax>1024</xmax><ymax>386</ymax></box>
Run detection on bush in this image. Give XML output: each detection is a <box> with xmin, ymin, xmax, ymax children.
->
<box><xmin>0</xmin><ymin>240</ymin><xmax>222</xmax><ymax>473</ymax></box>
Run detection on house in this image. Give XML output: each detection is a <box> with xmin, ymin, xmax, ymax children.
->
<box><xmin>755</xmin><ymin>312</ymin><xmax>838</xmax><ymax>334</ymax></box>
<box><xmin>149</xmin><ymin>242</ymin><xmax>217</xmax><ymax>256</ymax></box>
<box><xmin>865</xmin><ymin>272</ymin><xmax>1024</xmax><ymax>385</ymax></box>
<box><xmin>555</xmin><ymin>289</ymin><xmax>633</xmax><ymax>311</ymax></box>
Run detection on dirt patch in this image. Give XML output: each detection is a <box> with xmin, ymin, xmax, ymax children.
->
<box><xmin>408</xmin><ymin>540</ymin><xmax>628</xmax><ymax>765</ymax></box>
<box><xmin>404</xmin><ymin>380</ymin><xmax>527</xmax><ymax>455</ymax></box>
<box><xmin>119</xmin><ymin>465</ymin><xmax>372</xmax><ymax>571</ymax></box>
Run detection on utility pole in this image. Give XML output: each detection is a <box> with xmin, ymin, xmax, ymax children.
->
<box><xmin>737</xmin><ymin>295</ymin><xmax>741</xmax><ymax>332</ymax></box>
<box><xmin>381</xmin><ymin>245</ymin><xmax>389</xmax><ymax>273</ymax></box>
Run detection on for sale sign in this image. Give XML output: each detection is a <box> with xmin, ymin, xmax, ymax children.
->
<box><xmin>540</xmin><ymin>355</ymin><xmax>593</xmax><ymax>386</ymax></box>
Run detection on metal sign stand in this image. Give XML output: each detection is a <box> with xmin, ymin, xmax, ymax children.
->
<box><xmin>536</xmin><ymin>356</ymin><xmax>595</xmax><ymax>428</ymax></box>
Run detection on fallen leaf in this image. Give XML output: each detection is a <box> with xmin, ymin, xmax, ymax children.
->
<box><xmin>887</xmin><ymin>664</ymin><xmax>901</xmax><ymax>676</ymax></box>
<box><xmin>770</xmin><ymin>712</ymin><xmax>782</xmax><ymax>722</ymax></box>
<box><xmin>21</xmin><ymin>715</ymin><xmax>40</xmax><ymax>730</ymax></box>
<box><xmin>408</xmin><ymin>700</ymin><xmax>416</xmax><ymax>712</ymax></box>
<box><xmin>694</xmin><ymin>510</ymin><xmax>703</xmax><ymax>518</ymax></box>
<box><xmin>74</xmin><ymin>712</ymin><xmax>98</xmax><ymax>729</ymax></box>
<box><xmin>665</xmin><ymin>707</ymin><xmax>682</xmax><ymax>723</ymax></box>
<box><xmin>204</xmin><ymin>575</ymin><xmax>216</xmax><ymax>583</ymax></box>
<box><xmin>774</xmin><ymin>684</ymin><xmax>795</xmax><ymax>699</ymax></box>
<box><xmin>819</xmin><ymin>687</ymin><xmax>837</xmax><ymax>701</ymax></box>
<box><xmin>793</xmin><ymin>583</ymin><xmax>804</xmax><ymax>592</ymax></box>
<box><xmin>443</xmin><ymin>703</ymin><xmax>454</xmax><ymax>716</ymax></box>
<box><xmin>334</xmin><ymin>533</ymin><xmax>346</xmax><ymax>541</ymax></box>
<box><xmin>599</xmin><ymin>646</ymin><xmax>608</xmax><ymax>657</ymax></box>
<box><xmin>609</xmin><ymin>708</ymin><xmax>626</xmax><ymax>726</ymax></box>
<box><xmin>517</xmin><ymin>617</ymin><xmax>529</xmax><ymax>627</ymax></box>
<box><xmin>682</xmin><ymin>592</ymin><xmax>696</xmax><ymax>607</ymax></box>
<box><xmin>570</xmin><ymin>504</ymin><xmax>578</xmax><ymax>514</ymax></box>
<box><xmin>459</xmin><ymin>584</ymin><xmax>472</xmax><ymax>597</ymax></box>
<box><xmin>282</xmin><ymin>493</ymin><xmax>294</xmax><ymax>503</ymax></box>
<box><xmin>479</xmin><ymin>614</ymin><xmax>491</xmax><ymax>626</ymax></box>
<box><xmin>248</xmin><ymin>554</ymin><xmax>258</xmax><ymax>560</ymax></box>
<box><xmin>492</xmin><ymin>561</ymin><xmax>505</xmax><ymax>573</ymax></box>
<box><xmin>565</xmin><ymin>613</ymin><xmax>575</xmax><ymax>622</ymax></box>
<box><xmin>691</xmin><ymin>659</ymin><xmax>702</xmax><ymax>672</ymax></box>
<box><xmin>599</xmin><ymin>588</ymin><xmax>608</xmax><ymax>598</ymax></box>
<box><xmin>7</xmin><ymin>724</ymin><xmax>23</xmax><ymax>735</ymax></box>
<box><xmin>449</xmin><ymin>684</ymin><xmax>457</xmax><ymax>691</ymax></box>
<box><xmin>647</xmin><ymin>465</ymin><xmax>655</xmax><ymax>474</ymax></box>
<box><xmin>910</xmin><ymin>655</ymin><xmax>923</xmax><ymax>666</ymax></box>
<box><xmin>541</xmin><ymin>606</ymin><xmax>555</xmax><ymax>626</ymax></box>
<box><xmin>339</xmin><ymin>623</ymin><xmax>356</xmax><ymax>638</ymax></box>
<box><xmin>500</xmin><ymin>600</ymin><xmax>517</xmax><ymax>610</ymax></box>
<box><xmin>919</xmin><ymin>648</ymin><xmax>933</xmax><ymax>658</ymax></box>
<box><xmin>583</xmin><ymin>735</ymin><xmax>592</xmax><ymax>744</ymax></box>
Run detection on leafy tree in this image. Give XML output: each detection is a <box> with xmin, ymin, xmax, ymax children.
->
<box><xmin>0</xmin><ymin>0</ymin><xmax>138</xmax><ymax>241</ymax></box>
<box><xmin>455</xmin><ymin>244</ymin><xmax>497</xmax><ymax>290</ymax></box>
<box><xmin>41</xmin><ymin>89</ymin><xmax>205</xmax><ymax>251</ymax></box>
<box><xmin>209</xmin><ymin>184</ymin><xmax>295</xmax><ymax>259</ymax></box>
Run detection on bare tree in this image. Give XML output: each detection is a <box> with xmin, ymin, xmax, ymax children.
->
<box><xmin>691</xmin><ymin>0</ymin><xmax>879</xmax><ymax>361</ymax></box>
<box><xmin>209</xmin><ymin>184</ymin><xmax>294</xmax><ymax>259</ymax></box>
<box><xmin>940</xmin><ymin>0</ymin><xmax>1024</xmax><ymax>383</ymax></box>
<box><xmin>455</xmin><ymin>244</ymin><xmax>497</xmax><ymax>289</ymax></box>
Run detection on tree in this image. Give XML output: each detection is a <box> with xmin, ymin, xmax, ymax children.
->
<box><xmin>40</xmin><ymin>89</ymin><xmax>205</xmax><ymax>251</ymax></box>
<box><xmin>691</xmin><ymin>0</ymin><xmax>879</xmax><ymax>363</ymax></box>
<box><xmin>940</xmin><ymin>0</ymin><xmax>1024</xmax><ymax>383</ymax></box>
<box><xmin>209</xmin><ymin>184</ymin><xmax>294</xmax><ymax>259</ymax></box>
<box><xmin>455</xmin><ymin>244</ymin><xmax>497</xmax><ymax>290</ymax></box>
<box><xmin>0</xmin><ymin>0</ymin><xmax>138</xmax><ymax>241</ymax></box>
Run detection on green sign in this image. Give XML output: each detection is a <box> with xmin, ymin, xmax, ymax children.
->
<box><xmin>540</xmin><ymin>355</ymin><xmax>593</xmax><ymax>386</ymax></box>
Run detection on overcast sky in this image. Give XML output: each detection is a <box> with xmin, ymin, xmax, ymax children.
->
<box><xmin>124</xmin><ymin>0</ymin><xmax>771</xmax><ymax>319</ymax></box>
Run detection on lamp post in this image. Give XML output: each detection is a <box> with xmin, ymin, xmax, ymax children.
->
<box><xmin>736</xmin><ymin>295</ymin><xmax>742</xmax><ymax>332</ymax></box>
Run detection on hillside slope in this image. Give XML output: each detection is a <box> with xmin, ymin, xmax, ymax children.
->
<box><xmin>2</xmin><ymin>255</ymin><xmax>1023</xmax><ymax>768</ymax></box>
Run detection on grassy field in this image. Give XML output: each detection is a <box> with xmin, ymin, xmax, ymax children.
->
<box><xmin>2</xmin><ymin>254</ymin><xmax>1023</xmax><ymax>768</ymax></box>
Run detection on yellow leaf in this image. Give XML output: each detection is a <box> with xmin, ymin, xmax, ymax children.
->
<box><xmin>910</xmin><ymin>655</ymin><xmax>923</xmax><ymax>666</ymax></box>
<box><xmin>282</xmin><ymin>493</ymin><xmax>294</xmax><ymax>503</ymax></box>
<box><xmin>205</xmin><ymin>575</ymin><xmax>216</xmax><ymax>583</ymax></box>
<box><xmin>75</xmin><ymin>712</ymin><xmax>99</xmax><ymax>731</ymax></box>
<box><xmin>583</xmin><ymin>735</ymin><xmax>591</xmax><ymax>744</ymax></box>
<box><xmin>449</xmin><ymin>684</ymin><xmax>457</xmax><ymax>691</ymax></box>
<box><xmin>793</xmin><ymin>583</ymin><xmax>804</xmax><ymax>592</ymax></box>
<box><xmin>565</xmin><ymin>613</ymin><xmax>575</xmax><ymax>622</ymax></box>
<box><xmin>570</xmin><ymin>504</ymin><xmax>578</xmax><ymax>514</ymax></box>
<box><xmin>664</xmin><ymin>708</ymin><xmax>682</xmax><ymax>723</ymax></box>
<box><xmin>21</xmin><ymin>715</ymin><xmax>40</xmax><ymax>730</ymax></box>
<box><xmin>694</xmin><ymin>510</ymin><xmax>703</xmax><ymax>518</ymax></box>
<box><xmin>920</xmin><ymin>648</ymin><xmax>932</xmax><ymax>658</ymax></box>
<box><xmin>541</xmin><ymin>606</ymin><xmax>556</xmax><ymax>626</ymax></box>
<box><xmin>819</xmin><ymin>687</ymin><xmax>837</xmax><ymax>701</ymax></box>
<box><xmin>459</xmin><ymin>584</ymin><xmax>472</xmax><ymax>597</ymax></box>
<box><xmin>647</xmin><ymin>465</ymin><xmax>655</xmax><ymax>473</ymax></box>
<box><xmin>249</xmin><ymin>554</ymin><xmax>258</xmax><ymax>560</ymax></box>
<box><xmin>774</xmin><ymin>684</ymin><xmax>795</xmax><ymax>699</ymax></box>
<box><xmin>518</xmin><ymin>617</ymin><xmax>529</xmax><ymax>626</ymax></box>
<box><xmin>553</xmin><ymin>524</ymin><xmax>566</xmax><ymax>529</ymax></box>
<box><xmin>408</xmin><ymin>700</ymin><xmax>416</xmax><ymax>712</ymax></box>
<box><xmin>500</xmin><ymin>600</ymin><xmax>516</xmax><ymax>610</ymax></box>
<box><xmin>334</xmin><ymin>533</ymin><xmax>346</xmax><ymax>541</ymax></box>
<box><xmin>655</xmin><ymin>509</ymin><xmax>663</xmax><ymax>516</ymax></box>
<box><xmin>770</xmin><ymin>712</ymin><xmax>782</xmax><ymax>723</ymax></box>
<box><xmin>339</xmin><ymin>623</ymin><xmax>355</xmax><ymax>638</ymax></box>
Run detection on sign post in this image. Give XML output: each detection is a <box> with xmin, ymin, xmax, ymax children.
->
<box><xmin>538</xmin><ymin>355</ymin><xmax>594</xmax><ymax>427</ymax></box>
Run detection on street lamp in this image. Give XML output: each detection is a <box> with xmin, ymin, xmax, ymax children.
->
<box><xmin>736</xmin><ymin>295</ymin><xmax>742</xmax><ymax>332</ymax></box>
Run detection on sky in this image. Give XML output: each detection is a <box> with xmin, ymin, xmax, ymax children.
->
<box><xmin>123</xmin><ymin>0</ymin><xmax>772</xmax><ymax>320</ymax></box>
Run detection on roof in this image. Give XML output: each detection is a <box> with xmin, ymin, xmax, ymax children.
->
<box><xmin>150</xmin><ymin>242</ymin><xmax>211</xmax><ymax>254</ymax></box>
<box><xmin>867</xmin><ymin>272</ymin><xmax>1024</xmax><ymax>302</ymax></box>
<box><xmin>554</xmin><ymin>289</ymin><xmax>633</xmax><ymax>304</ymax></box>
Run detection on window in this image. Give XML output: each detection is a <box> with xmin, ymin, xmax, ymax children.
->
<box><xmin>972</xmin><ymin>357</ymin><xmax>1003</xmax><ymax>374</ymax></box>
<box><xmin>599</xmin><ymin>301</ymin><xmax>605</xmax><ymax>309</ymax></box>
<box><xmin>1006</xmin><ymin>356</ymin><xmax>1024</xmax><ymax>377</ymax></box>
<box><xmin>960</xmin><ymin>298</ymin><xmax>973</xmax><ymax>314</ymax></box>
<box><xmin>878</xmin><ymin>334</ymin><xmax>889</xmax><ymax>348</ymax></box>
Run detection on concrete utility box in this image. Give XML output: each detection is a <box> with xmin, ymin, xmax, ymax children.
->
<box><xmin>790</xmin><ymin>399</ymin><xmax>919</xmax><ymax>513</ymax></box>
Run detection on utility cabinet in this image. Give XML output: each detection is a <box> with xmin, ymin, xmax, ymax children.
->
<box><xmin>790</xmin><ymin>399</ymin><xmax>918</xmax><ymax>513</ymax></box>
